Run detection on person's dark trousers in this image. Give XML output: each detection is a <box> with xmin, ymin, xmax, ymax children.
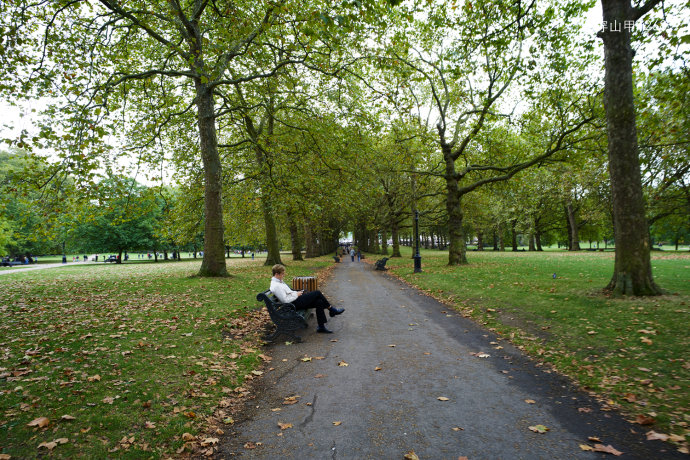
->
<box><xmin>292</xmin><ymin>290</ymin><xmax>331</xmax><ymax>326</ymax></box>
<box><xmin>351</xmin><ymin>255</ymin><xmax>354</xmax><ymax>261</ymax></box>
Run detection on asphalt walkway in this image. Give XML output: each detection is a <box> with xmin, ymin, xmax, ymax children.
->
<box><xmin>220</xmin><ymin>258</ymin><xmax>682</xmax><ymax>459</ymax></box>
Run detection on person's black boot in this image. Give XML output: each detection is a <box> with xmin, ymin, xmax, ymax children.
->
<box><xmin>316</xmin><ymin>326</ymin><xmax>333</xmax><ymax>333</ymax></box>
<box><xmin>329</xmin><ymin>307</ymin><xmax>344</xmax><ymax>317</ymax></box>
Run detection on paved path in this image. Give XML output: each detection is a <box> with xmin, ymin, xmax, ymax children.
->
<box><xmin>220</xmin><ymin>259</ymin><xmax>682</xmax><ymax>459</ymax></box>
<box><xmin>0</xmin><ymin>262</ymin><xmax>77</xmax><ymax>275</ymax></box>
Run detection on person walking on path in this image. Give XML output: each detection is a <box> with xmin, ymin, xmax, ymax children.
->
<box><xmin>269</xmin><ymin>264</ymin><xmax>344</xmax><ymax>334</ymax></box>
<box><xmin>350</xmin><ymin>247</ymin><xmax>355</xmax><ymax>262</ymax></box>
<box><xmin>356</xmin><ymin>249</ymin><xmax>361</xmax><ymax>262</ymax></box>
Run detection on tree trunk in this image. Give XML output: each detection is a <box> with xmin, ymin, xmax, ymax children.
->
<box><xmin>476</xmin><ymin>231</ymin><xmax>484</xmax><ymax>251</ymax></box>
<box><xmin>195</xmin><ymin>84</ymin><xmax>228</xmax><ymax>277</ymax></box>
<box><xmin>381</xmin><ymin>229</ymin><xmax>389</xmax><ymax>255</ymax></box>
<box><xmin>566</xmin><ymin>202</ymin><xmax>581</xmax><ymax>251</ymax></box>
<box><xmin>445</xmin><ymin>148</ymin><xmax>468</xmax><ymax>264</ymax></box>
<box><xmin>511</xmin><ymin>219</ymin><xmax>518</xmax><ymax>251</ymax></box>
<box><xmin>391</xmin><ymin>221</ymin><xmax>401</xmax><ymax>257</ymax></box>
<box><xmin>260</xmin><ymin>198</ymin><xmax>282</xmax><ymax>266</ymax></box>
<box><xmin>528</xmin><ymin>234</ymin><xmax>536</xmax><ymax>251</ymax></box>
<box><xmin>289</xmin><ymin>215</ymin><xmax>303</xmax><ymax>261</ymax></box>
<box><xmin>371</xmin><ymin>230</ymin><xmax>381</xmax><ymax>254</ymax></box>
<box><xmin>600</xmin><ymin>0</ymin><xmax>661</xmax><ymax>295</ymax></box>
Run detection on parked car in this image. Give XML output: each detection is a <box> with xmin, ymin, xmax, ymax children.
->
<box><xmin>104</xmin><ymin>255</ymin><xmax>118</xmax><ymax>263</ymax></box>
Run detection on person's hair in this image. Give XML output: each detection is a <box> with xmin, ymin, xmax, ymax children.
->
<box><xmin>272</xmin><ymin>264</ymin><xmax>286</xmax><ymax>276</ymax></box>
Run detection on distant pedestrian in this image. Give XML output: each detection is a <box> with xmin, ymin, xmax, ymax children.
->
<box><xmin>357</xmin><ymin>249</ymin><xmax>361</xmax><ymax>262</ymax></box>
<box><xmin>350</xmin><ymin>248</ymin><xmax>355</xmax><ymax>262</ymax></box>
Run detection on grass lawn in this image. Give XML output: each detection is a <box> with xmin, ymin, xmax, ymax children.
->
<box><xmin>0</xmin><ymin>256</ymin><xmax>330</xmax><ymax>459</ymax></box>
<box><xmin>382</xmin><ymin>246</ymin><xmax>689</xmax><ymax>453</ymax></box>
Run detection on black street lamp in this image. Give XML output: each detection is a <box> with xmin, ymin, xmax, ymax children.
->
<box><xmin>413</xmin><ymin>210</ymin><xmax>422</xmax><ymax>273</ymax></box>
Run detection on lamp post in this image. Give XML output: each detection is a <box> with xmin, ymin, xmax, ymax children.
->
<box><xmin>413</xmin><ymin>210</ymin><xmax>422</xmax><ymax>273</ymax></box>
<box><xmin>62</xmin><ymin>242</ymin><xmax>67</xmax><ymax>264</ymax></box>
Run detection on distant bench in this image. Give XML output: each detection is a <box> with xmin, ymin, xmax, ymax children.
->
<box><xmin>1</xmin><ymin>261</ymin><xmax>25</xmax><ymax>267</ymax></box>
<box><xmin>374</xmin><ymin>257</ymin><xmax>389</xmax><ymax>270</ymax></box>
<box><xmin>256</xmin><ymin>290</ymin><xmax>314</xmax><ymax>343</ymax></box>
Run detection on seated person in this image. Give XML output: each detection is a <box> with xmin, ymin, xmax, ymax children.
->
<box><xmin>270</xmin><ymin>264</ymin><xmax>344</xmax><ymax>334</ymax></box>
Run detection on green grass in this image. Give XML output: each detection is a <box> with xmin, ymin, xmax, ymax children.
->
<box><xmin>0</xmin><ymin>256</ymin><xmax>329</xmax><ymax>459</ymax></box>
<box><xmin>383</xmin><ymin>247</ymin><xmax>689</xmax><ymax>449</ymax></box>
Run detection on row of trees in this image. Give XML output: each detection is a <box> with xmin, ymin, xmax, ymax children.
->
<box><xmin>1</xmin><ymin>0</ymin><xmax>688</xmax><ymax>295</ymax></box>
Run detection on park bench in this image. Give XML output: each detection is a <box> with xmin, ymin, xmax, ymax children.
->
<box><xmin>374</xmin><ymin>257</ymin><xmax>389</xmax><ymax>271</ymax></box>
<box><xmin>256</xmin><ymin>290</ymin><xmax>313</xmax><ymax>343</ymax></box>
<box><xmin>1</xmin><ymin>260</ymin><xmax>25</xmax><ymax>267</ymax></box>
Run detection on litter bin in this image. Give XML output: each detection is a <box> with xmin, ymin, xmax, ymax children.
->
<box><xmin>292</xmin><ymin>276</ymin><xmax>318</xmax><ymax>292</ymax></box>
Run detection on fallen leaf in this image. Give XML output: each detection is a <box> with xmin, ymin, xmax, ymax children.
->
<box><xmin>634</xmin><ymin>414</ymin><xmax>655</xmax><ymax>425</ymax></box>
<box><xmin>38</xmin><ymin>441</ymin><xmax>58</xmax><ymax>450</ymax></box>
<box><xmin>145</xmin><ymin>421</ymin><xmax>156</xmax><ymax>429</ymax></box>
<box><xmin>588</xmin><ymin>436</ymin><xmax>602</xmax><ymax>442</ymax></box>
<box><xmin>338</xmin><ymin>361</ymin><xmax>348</xmax><ymax>367</ymax></box>
<box><xmin>251</xmin><ymin>370</ymin><xmax>263</xmax><ymax>375</ymax></box>
<box><xmin>476</xmin><ymin>352</ymin><xmax>490</xmax><ymax>358</ymax></box>
<box><xmin>525</xmin><ymin>399</ymin><xmax>536</xmax><ymax>404</ymax></box>
<box><xmin>646</xmin><ymin>430</ymin><xmax>669</xmax><ymax>441</ymax></box>
<box><xmin>593</xmin><ymin>444</ymin><xmax>623</xmax><ymax>456</ymax></box>
<box><xmin>640</xmin><ymin>337</ymin><xmax>653</xmax><ymax>345</ymax></box>
<box><xmin>580</xmin><ymin>444</ymin><xmax>593</xmax><ymax>451</ymax></box>
<box><xmin>437</xmin><ymin>397</ymin><xmax>450</xmax><ymax>401</ymax></box>
<box><xmin>388</xmin><ymin>344</ymin><xmax>396</xmax><ymax>347</ymax></box>
<box><xmin>102</xmin><ymin>397</ymin><xmax>114</xmax><ymax>405</ymax></box>
<box><xmin>452</xmin><ymin>427</ymin><xmax>464</xmax><ymax>431</ymax></box>
<box><xmin>374</xmin><ymin>367</ymin><xmax>382</xmax><ymax>371</ymax></box>
<box><xmin>243</xmin><ymin>442</ymin><xmax>257</xmax><ymax>449</ymax></box>
<box><xmin>404</xmin><ymin>451</ymin><xmax>419</xmax><ymax>460</ymax></box>
<box><xmin>314</xmin><ymin>374</ymin><xmax>326</xmax><ymax>378</ymax></box>
<box><xmin>87</xmin><ymin>374</ymin><xmax>101</xmax><ymax>382</ymax></box>
<box><xmin>278</xmin><ymin>422</ymin><xmax>293</xmax><ymax>430</ymax></box>
<box><xmin>333</xmin><ymin>421</ymin><xmax>342</xmax><ymax>426</ymax></box>
<box><xmin>301</xmin><ymin>357</ymin><xmax>312</xmax><ymax>362</ymax></box>
<box><xmin>182</xmin><ymin>433</ymin><xmax>195</xmax><ymax>441</ymax></box>
<box><xmin>27</xmin><ymin>417</ymin><xmax>50</xmax><ymax>428</ymax></box>
<box><xmin>528</xmin><ymin>425</ymin><xmax>549</xmax><ymax>433</ymax></box>
<box><xmin>0</xmin><ymin>454</ymin><xmax>11</xmax><ymax>459</ymax></box>
<box><xmin>283</xmin><ymin>396</ymin><xmax>299</xmax><ymax>405</ymax></box>
<box><xmin>61</xmin><ymin>415</ymin><xmax>76</xmax><ymax>421</ymax></box>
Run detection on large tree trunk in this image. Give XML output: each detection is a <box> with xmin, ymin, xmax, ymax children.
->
<box><xmin>511</xmin><ymin>219</ymin><xmax>518</xmax><ymax>251</ymax></box>
<box><xmin>600</xmin><ymin>0</ymin><xmax>661</xmax><ymax>295</ymax></box>
<box><xmin>196</xmin><ymin>84</ymin><xmax>228</xmax><ymax>277</ymax></box>
<box><xmin>445</xmin><ymin>149</ymin><xmax>467</xmax><ymax>264</ymax></box>
<box><xmin>566</xmin><ymin>202</ymin><xmax>581</xmax><ymax>251</ymax></box>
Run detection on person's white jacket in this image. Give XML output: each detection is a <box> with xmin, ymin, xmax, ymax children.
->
<box><xmin>270</xmin><ymin>276</ymin><xmax>299</xmax><ymax>303</ymax></box>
